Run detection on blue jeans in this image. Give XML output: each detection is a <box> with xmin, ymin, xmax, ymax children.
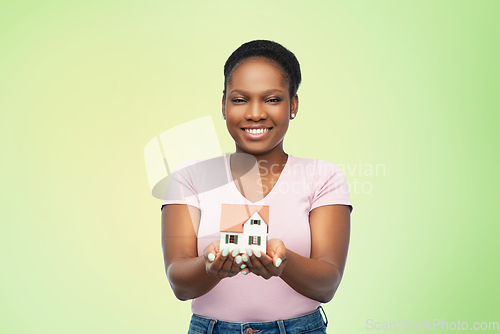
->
<box><xmin>188</xmin><ymin>306</ymin><xmax>328</xmax><ymax>334</ymax></box>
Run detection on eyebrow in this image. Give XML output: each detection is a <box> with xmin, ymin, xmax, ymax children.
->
<box><xmin>230</xmin><ymin>89</ymin><xmax>284</xmax><ymax>94</ymax></box>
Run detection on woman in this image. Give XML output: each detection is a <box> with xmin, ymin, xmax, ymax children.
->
<box><xmin>161</xmin><ymin>40</ymin><xmax>353</xmax><ymax>334</ymax></box>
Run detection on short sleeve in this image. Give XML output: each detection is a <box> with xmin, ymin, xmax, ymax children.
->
<box><xmin>310</xmin><ymin>159</ymin><xmax>353</xmax><ymax>213</ymax></box>
<box><xmin>161</xmin><ymin>160</ymin><xmax>201</xmax><ymax>211</ymax></box>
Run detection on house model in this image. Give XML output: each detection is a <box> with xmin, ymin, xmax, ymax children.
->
<box><xmin>219</xmin><ymin>204</ymin><xmax>269</xmax><ymax>254</ymax></box>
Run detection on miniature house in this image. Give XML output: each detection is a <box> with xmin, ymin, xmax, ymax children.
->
<box><xmin>219</xmin><ymin>204</ymin><xmax>269</xmax><ymax>254</ymax></box>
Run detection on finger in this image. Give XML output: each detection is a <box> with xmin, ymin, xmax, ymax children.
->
<box><xmin>241</xmin><ymin>253</ymin><xmax>249</xmax><ymax>264</ymax></box>
<box><xmin>204</xmin><ymin>241</ymin><xmax>220</xmax><ymax>261</ymax></box>
<box><xmin>245</xmin><ymin>247</ymin><xmax>263</xmax><ymax>267</ymax></box>
<box><xmin>212</xmin><ymin>240</ymin><xmax>222</xmax><ymax>252</ymax></box>
<box><xmin>220</xmin><ymin>247</ymin><xmax>240</xmax><ymax>277</ymax></box>
<box><xmin>249</xmin><ymin>248</ymin><xmax>274</xmax><ymax>269</ymax></box>
<box><xmin>245</xmin><ymin>250</ymin><xmax>271</xmax><ymax>278</ymax></box>
<box><xmin>273</xmin><ymin>247</ymin><xmax>287</xmax><ymax>268</ymax></box>
<box><xmin>215</xmin><ymin>245</ymin><xmax>230</xmax><ymax>264</ymax></box>
<box><xmin>243</xmin><ymin>249</ymin><xmax>256</xmax><ymax>272</ymax></box>
<box><xmin>228</xmin><ymin>248</ymin><xmax>243</xmax><ymax>275</ymax></box>
<box><xmin>207</xmin><ymin>252</ymin><xmax>216</xmax><ymax>262</ymax></box>
<box><xmin>245</xmin><ymin>248</ymin><xmax>253</xmax><ymax>257</ymax></box>
<box><xmin>255</xmin><ymin>251</ymin><xmax>276</xmax><ymax>272</ymax></box>
<box><xmin>240</xmin><ymin>250</ymin><xmax>251</xmax><ymax>275</ymax></box>
<box><xmin>239</xmin><ymin>253</ymin><xmax>249</xmax><ymax>275</ymax></box>
<box><xmin>207</xmin><ymin>246</ymin><xmax>229</xmax><ymax>274</ymax></box>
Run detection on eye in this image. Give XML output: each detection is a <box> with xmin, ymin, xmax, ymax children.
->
<box><xmin>266</xmin><ymin>98</ymin><xmax>282</xmax><ymax>103</ymax></box>
<box><xmin>232</xmin><ymin>98</ymin><xmax>246</xmax><ymax>103</ymax></box>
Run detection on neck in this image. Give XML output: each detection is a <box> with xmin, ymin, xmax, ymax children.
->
<box><xmin>233</xmin><ymin>143</ymin><xmax>289</xmax><ymax>174</ymax></box>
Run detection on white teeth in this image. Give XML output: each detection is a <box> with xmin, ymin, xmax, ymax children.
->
<box><xmin>245</xmin><ymin>128</ymin><xmax>269</xmax><ymax>135</ymax></box>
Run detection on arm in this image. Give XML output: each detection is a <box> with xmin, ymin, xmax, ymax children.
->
<box><xmin>280</xmin><ymin>204</ymin><xmax>351</xmax><ymax>302</ymax></box>
<box><xmin>244</xmin><ymin>204</ymin><xmax>351</xmax><ymax>303</ymax></box>
<box><xmin>161</xmin><ymin>204</ymin><xmax>242</xmax><ymax>301</ymax></box>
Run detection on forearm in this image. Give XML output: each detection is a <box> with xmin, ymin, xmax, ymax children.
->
<box><xmin>166</xmin><ymin>256</ymin><xmax>221</xmax><ymax>301</ymax></box>
<box><xmin>279</xmin><ymin>249</ymin><xmax>343</xmax><ymax>303</ymax></box>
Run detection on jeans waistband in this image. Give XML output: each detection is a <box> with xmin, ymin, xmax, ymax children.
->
<box><xmin>189</xmin><ymin>306</ymin><xmax>328</xmax><ymax>334</ymax></box>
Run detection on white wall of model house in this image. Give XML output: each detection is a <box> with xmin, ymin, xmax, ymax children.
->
<box><xmin>219</xmin><ymin>211</ymin><xmax>267</xmax><ymax>254</ymax></box>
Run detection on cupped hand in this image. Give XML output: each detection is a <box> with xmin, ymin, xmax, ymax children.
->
<box><xmin>243</xmin><ymin>238</ymin><xmax>288</xmax><ymax>279</ymax></box>
<box><xmin>204</xmin><ymin>240</ymin><xmax>244</xmax><ymax>279</ymax></box>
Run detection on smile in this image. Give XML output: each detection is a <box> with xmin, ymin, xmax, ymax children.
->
<box><xmin>241</xmin><ymin>127</ymin><xmax>272</xmax><ymax>140</ymax></box>
<box><xmin>244</xmin><ymin>128</ymin><xmax>270</xmax><ymax>135</ymax></box>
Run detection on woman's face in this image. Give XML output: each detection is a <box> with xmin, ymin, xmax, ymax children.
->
<box><xmin>222</xmin><ymin>57</ymin><xmax>298</xmax><ymax>157</ymax></box>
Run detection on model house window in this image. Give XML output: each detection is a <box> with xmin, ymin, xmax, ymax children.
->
<box><xmin>226</xmin><ymin>234</ymin><xmax>238</xmax><ymax>244</ymax></box>
<box><xmin>249</xmin><ymin>236</ymin><xmax>261</xmax><ymax>245</ymax></box>
<box><xmin>250</xmin><ymin>219</ymin><xmax>261</xmax><ymax>225</ymax></box>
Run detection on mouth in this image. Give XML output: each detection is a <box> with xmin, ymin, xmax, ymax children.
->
<box><xmin>241</xmin><ymin>127</ymin><xmax>272</xmax><ymax>139</ymax></box>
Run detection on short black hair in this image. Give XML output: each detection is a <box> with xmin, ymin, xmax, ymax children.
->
<box><xmin>223</xmin><ymin>40</ymin><xmax>301</xmax><ymax>99</ymax></box>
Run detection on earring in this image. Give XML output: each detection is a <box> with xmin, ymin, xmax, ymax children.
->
<box><xmin>222</xmin><ymin>115</ymin><xmax>226</xmax><ymax>120</ymax></box>
<box><xmin>290</xmin><ymin>113</ymin><xmax>295</xmax><ymax>119</ymax></box>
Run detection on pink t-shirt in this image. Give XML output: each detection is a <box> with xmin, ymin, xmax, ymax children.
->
<box><xmin>162</xmin><ymin>154</ymin><xmax>353</xmax><ymax>322</ymax></box>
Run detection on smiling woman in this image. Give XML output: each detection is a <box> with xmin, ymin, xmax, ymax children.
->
<box><xmin>223</xmin><ymin>58</ymin><xmax>297</xmax><ymax>160</ymax></box>
<box><xmin>161</xmin><ymin>40</ymin><xmax>353</xmax><ymax>334</ymax></box>
<box><xmin>222</xmin><ymin>58</ymin><xmax>298</xmax><ymax>164</ymax></box>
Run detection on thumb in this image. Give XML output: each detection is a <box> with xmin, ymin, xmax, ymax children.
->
<box><xmin>204</xmin><ymin>241</ymin><xmax>219</xmax><ymax>261</ymax></box>
<box><xmin>273</xmin><ymin>245</ymin><xmax>287</xmax><ymax>268</ymax></box>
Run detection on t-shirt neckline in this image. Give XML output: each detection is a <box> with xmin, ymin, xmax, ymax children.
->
<box><xmin>226</xmin><ymin>154</ymin><xmax>293</xmax><ymax>204</ymax></box>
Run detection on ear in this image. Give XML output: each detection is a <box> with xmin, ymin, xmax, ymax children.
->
<box><xmin>290</xmin><ymin>94</ymin><xmax>299</xmax><ymax>118</ymax></box>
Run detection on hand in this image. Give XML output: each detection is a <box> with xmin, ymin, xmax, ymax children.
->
<box><xmin>244</xmin><ymin>238</ymin><xmax>288</xmax><ymax>279</ymax></box>
<box><xmin>204</xmin><ymin>240</ymin><xmax>244</xmax><ymax>279</ymax></box>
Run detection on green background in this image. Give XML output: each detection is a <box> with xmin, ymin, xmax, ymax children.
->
<box><xmin>1</xmin><ymin>0</ymin><xmax>498</xmax><ymax>332</ymax></box>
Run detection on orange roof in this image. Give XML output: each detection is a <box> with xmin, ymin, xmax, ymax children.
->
<box><xmin>220</xmin><ymin>204</ymin><xmax>269</xmax><ymax>233</ymax></box>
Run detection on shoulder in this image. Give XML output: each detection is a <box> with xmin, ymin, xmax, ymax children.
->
<box><xmin>293</xmin><ymin>156</ymin><xmax>352</xmax><ymax>213</ymax></box>
<box><xmin>288</xmin><ymin>155</ymin><xmax>349</xmax><ymax>198</ymax></box>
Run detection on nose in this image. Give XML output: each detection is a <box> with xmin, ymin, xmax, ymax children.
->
<box><xmin>245</xmin><ymin>100</ymin><xmax>267</xmax><ymax>121</ymax></box>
